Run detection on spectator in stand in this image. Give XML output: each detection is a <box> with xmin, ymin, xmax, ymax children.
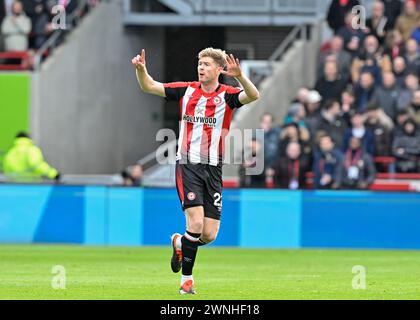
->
<box><xmin>296</xmin><ymin>86</ymin><xmax>310</xmax><ymax>107</ymax></box>
<box><xmin>259</xmin><ymin>112</ymin><xmax>281</xmax><ymax>169</ymax></box>
<box><xmin>392</xmin><ymin>56</ymin><xmax>408</xmax><ymax>88</ymax></box>
<box><xmin>315</xmin><ymin>60</ymin><xmax>348</xmax><ymax>105</ymax></box>
<box><xmin>292</xmin><ymin>87</ymin><xmax>310</xmax><ymax>119</ymax></box>
<box><xmin>1</xmin><ymin>0</ymin><xmax>31</xmax><ymax>51</ymax></box>
<box><xmin>395</xmin><ymin>0</ymin><xmax>420</xmax><ymax>41</ymax></box>
<box><xmin>342</xmin><ymin>136</ymin><xmax>377</xmax><ymax>189</ymax></box>
<box><xmin>366</xmin><ymin>0</ymin><xmax>391</xmax><ymax>45</ymax></box>
<box><xmin>343</xmin><ymin>112</ymin><xmax>375</xmax><ymax>155</ymax></box>
<box><xmin>2</xmin><ymin>131</ymin><xmax>60</xmax><ymax>181</ymax></box>
<box><xmin>384</xmin><ymin>29</ymin><xmax>405</xmax><ymax>62</ymax></box>
<box><xmin>3</xmin><ymin>0</ymin><xmax>13</xmax><ymax>16</ymax></box>
<box><xmin>382</xmin><ymin>0</ymin><xmax>403</xmax><ymax>30</ymax></box>
<box><xmin>270</xmin><ymin>142</ymin><xmax>310</xmax><ymax>190</ymax></box>
<box><xmin>284</xmin><ymin>102</ymin><xmax>307</xmax><ymax>129</ymax></box>
<box><xmin>410</xmin><ymin>18</ymin><xmax>420</xmax><ymax>47</ymax></box>
<box><xmin>341</xmin><ymin>89</ymin><xmax>356</xmax><ymax>114</ymax></box>
<box><xmin>403</xmin><ymin>38</ymin><xmax>420</xmax><ymax>74</ymax></box>
<box><xmin>394</xmin><ymin>109</ymin><xmax>411</xmax><ymax>135</ymax></box>
<box><xmin>392</xmin><ymin>118</ymin><xmax>420</xmax><ymax>172</ymax></box>
<box><xmin>354</xmin><ymin>71</ymin><xmax>377</xmax><ymax>113</ymax></box>
<box><xmin>0</xmin><ymin>0</ymin><xmax>5</xmax><ymax>26</ymax></box>
<box><xmin>408</xmin><ymin>89</ymin><xmax>420</xmax><ymax>125</ymax></box>
<box><xmin>337</xmin><ymin>10</ymin><xmax>367</xmax><ymax>56</ymax></box>
<box><xmin>304</xmin><ymin>90</ymin><xmax>323</xmax><ymax>138</ymax></box>
<box><xmin>318</xmin><ymin>36</ymin><xmax>352</xmax><ymax>81</ymax></box>
<box><xmin>277</xmin><ymin>122</ymin><xmax>311</xmax><ymax>161</ymax></box>
<box><xmin>315</xmin><ymin>99</ymin><xmax>348</xmax><ymax>150</ymax></box>
<box><xmin>121</xmin><ymin>163</ymin><xmax>143</xmax><ymax>187</ymax></box>
<box><xmin>397</xmin><ymin>73</ymin><xmax>420</xmax><ymax>111</ymax></box>
<box><xmin>55</xmin><ymin>0</ymin><xmax>79</xmax><ymax>17</ymax></box>
<box><xmin>22</xmin><ymin>0</ymin><xmax>52</xmax><ymax>49</ymax></box>
<box><xmin>355</xmin><ymin>53</ymin><xmax>383</xmax><ymax>87</ymax></box>
<box><xmin>327</xmin><ymin>0</ymin><xmax>360</xmax><ymax>34</ymax></box>
<box><xmin>277</xmin><ymin>122</ymin><xmax>298</xmax><ymax>158</ymax></box>
<box><xmin>239</xmin><ymin>137</ymin><xmax>266</xmax><ymax>188</ymax></box>
<box><xmin>371</xmin><ymin>71</ymin><xmax>399</xmax><ymax>119</ymax></box>
<box><xmin>365</xmin><ymin>103</ymin><xmax>394</xmax><ymax>158</ymax></box>
<box><xmin>313</xmin><ymin>134</ymin><xmax>344</xmax><ymax>189</ymax></box>
<box><xmin>351</xmin><ymin>35</ymin><xmax>391</xmax><ymax>84</ymax></box>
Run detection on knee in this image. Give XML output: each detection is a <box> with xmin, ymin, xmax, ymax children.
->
<box><xmin>201</xmin><ymin>230</ymin><xmax>218</xmax><ymax>243</ymax></box>
<box><xmin>188</xmin><ymin>217</ymin><xmax>204</xmax><ymax>233</ymax></box>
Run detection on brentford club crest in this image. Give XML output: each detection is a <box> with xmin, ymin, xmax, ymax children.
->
<box><xmin>213</xmin><ymin>96</ymin><xmax>222</xmax><ymax>105</ymax></box>
<box><xmin>187</xmin><ymin>192</ymin><xmax>196</xmax><ymax>201</ymax></box>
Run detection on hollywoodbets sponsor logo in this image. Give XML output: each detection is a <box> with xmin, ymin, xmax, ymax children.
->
<box><xmin>183</xmin><ymin>114</ymin><xmax>217</xmax><ymax>128</ymax></box>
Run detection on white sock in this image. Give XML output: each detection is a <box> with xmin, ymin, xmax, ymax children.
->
<box><xmin>181</xmin><ymin>275</ymin><xmax>193</xmax><ymax>285</ymax></box>
<box><xmin>176</xmin><ymin>235</ymin><xmax>182</xmax><ymax>250</ymax></box>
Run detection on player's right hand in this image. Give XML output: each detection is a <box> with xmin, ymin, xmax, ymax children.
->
<box><xmin>132</xmin><ymin>49</ymin><xmax>146</xmax><ymax>71</ymax></box>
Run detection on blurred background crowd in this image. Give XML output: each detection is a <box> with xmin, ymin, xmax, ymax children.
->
<box><xmin>0</xmin><ymin>0</ymin><xmax>100</xmax><ymax>68</ymax></box>
<box><xmin>240</xmin><ymin>0</ymin><xmax>420</xmax><ymax>190</ymax></box>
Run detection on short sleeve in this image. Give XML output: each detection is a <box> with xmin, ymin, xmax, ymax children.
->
<box><xmin>225</xmin><ymin>88</ymin><xmax>244</xmax><ymax>109</ymax></box>
<box><xmin>164</xmin><ymin>82</ymin><xmax>190</xmax><ymax>102</ymax></box>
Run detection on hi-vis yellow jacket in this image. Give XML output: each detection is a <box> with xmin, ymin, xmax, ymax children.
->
<box><xmin>3</xmin><ymin>137</ymin><xmax>58</xmax><ymax>180</ymax></box>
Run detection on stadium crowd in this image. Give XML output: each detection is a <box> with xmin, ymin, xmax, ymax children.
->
<box><xmin>240</xmin><ymin>0</ymin><xmax>420</xmax><ymax>190</ymax></box>
<box><xmin>0</xmin><ymin>0</ymin><xmax>100</xmax><ymax>68</ymax></box>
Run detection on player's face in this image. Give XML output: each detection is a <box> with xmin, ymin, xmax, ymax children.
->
<box><xmin>198</xmin><ymin>57</ymin><xmax>222</xmax><ymax>83</ymax></box>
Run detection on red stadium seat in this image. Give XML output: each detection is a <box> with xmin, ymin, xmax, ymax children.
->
<box><xmin>223</xmin><ymin>179</ymin><xmax>239</xmax><ymax>188</ymax></box>
<box><xmin>376</xmin><ymin>173</ymin><xmax>420</xmax><ymax>180</ymax></box>
<box><xmin>369</xmin><ymin>183</ymin><xmax>411</xmax><ymax>191</ymax></box>
<box><xmin>374</xmin><ymin>156</ymin><xmax>396</xmax><ymax>173</ymax></box>
<box><xmin>222</xmin><ymin>171</ymin><xmax>417</xmax><ymax>191</ymax></box>
<box><xmin>0</xmin><ymin>51</ymin><xmax>31</xmax><ymax>71</ymax></box>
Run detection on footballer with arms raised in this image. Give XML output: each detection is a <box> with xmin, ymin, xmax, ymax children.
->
<box><xmin>132</xmin><ymin>48</ymin><xmax>260</xmax><ymax>294</ymax></box>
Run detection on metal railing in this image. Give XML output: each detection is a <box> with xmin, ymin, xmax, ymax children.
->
<box><xmin>156</xmin><ymin>0</ymin><xmax>329</xmax><ymax>15</ymax></box>
<box><xmin>136</xmin><ymin>139</ymin><xmax>178</xmax><ymax>186</ymax></box>
<box><xmin>245</xmin><ymin>24</ymin><xmax>307</xmax><ymax>87</ymax></box>
<box><xmin>194</xmin><ymin>0</ymin><xmax>370</xmax><ymax>16</ymax></box>
<box><xmin>126</xmin><ymin>0</ymin><xmax>329</xmax><ymax>17</ymax></box>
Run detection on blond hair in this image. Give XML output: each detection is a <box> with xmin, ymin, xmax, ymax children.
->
<box><xmin>198</xmin><ymin>47</ymin><xmax>227</xmax><ymax>67</ymax></box>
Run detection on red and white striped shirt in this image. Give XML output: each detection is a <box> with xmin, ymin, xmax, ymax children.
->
<box><xmin>164</xmin><ymin>81</ymin><xmax>243</xmax><ymax>166</ymax></box>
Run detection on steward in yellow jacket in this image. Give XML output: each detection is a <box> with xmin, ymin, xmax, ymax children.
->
<box><xmin>3</xmin><ymin>132</ymin><xmax>59</xmax><ymax>181</ymax></box>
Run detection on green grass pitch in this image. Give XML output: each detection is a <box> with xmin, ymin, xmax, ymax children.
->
<box><xmin>1</xmin><ymin>245</ymin><xmax>420</xmax><ymax>299</ymax></box>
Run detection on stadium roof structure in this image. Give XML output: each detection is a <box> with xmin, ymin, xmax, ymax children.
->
<box><xmin>123</xmin><ymin>0</ymin><xmax>328</xmax><ymax>26</ymax></box>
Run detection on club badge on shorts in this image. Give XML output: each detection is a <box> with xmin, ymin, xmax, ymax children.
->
<box><xmin>187</xmin><ymin>192</ymin><xmax>196</xmax><ymax>201</ymax></box>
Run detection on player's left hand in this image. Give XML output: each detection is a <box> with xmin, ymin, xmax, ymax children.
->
<box><xmin>220</xmin><ymin>54</ymin><xmax>243</xmax><ymax>78</ymax></box>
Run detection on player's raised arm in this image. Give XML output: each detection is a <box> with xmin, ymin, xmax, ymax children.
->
<box><xmin>221</xmin><ymin>53</ymin><xmax>260</xmax><ymax>105</ymax></box>
<box><xmin>132</xmin><ymin>49</ymin><xmax>165</xmax><ymax>97</ymax></box>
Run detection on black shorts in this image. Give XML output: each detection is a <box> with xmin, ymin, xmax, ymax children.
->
<box><xmin>175</xmin><ymin>161</ymin><xmax>223</xmax><ymax>220</ymax></box>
